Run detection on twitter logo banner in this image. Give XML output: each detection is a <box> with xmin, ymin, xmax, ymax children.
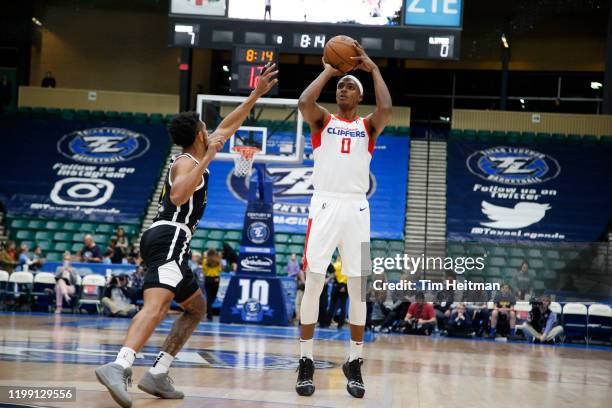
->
<box><xmin>447</xmin><ymin>141</ymin><xmax>612</xmax><ymax>243</ymax></box>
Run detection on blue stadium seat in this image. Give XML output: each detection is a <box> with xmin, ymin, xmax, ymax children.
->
<box><xmin>134</xmin><ymin>113</ymin><xmax>148</xmax><ymax>124</ymax></box>
<box><xmin>53</xmin><ymin>232</ymin><xmax>73</xmax><ymax>242</ymax></box>
<box><xmin>290</xmin><ymin>235</ymin><xmax>306</xmax><ymax>245</ymax></box>
<box><xmin>587</xmin><ymin>304</ymin><xmax>612</xmax><ymax>343</ymax></box>
<box><xmin>193</xmin><ymin>229</ymin><xmax>208</xmax><ymax>239</ymax></box>
<box><xmin>551</xmin><ymin>133</ymin><xmax>565</xmax><ymax>142</ymax></box>
<box><xmin>562</xmin><ymin>303</ymin><xmax>588</xmax><ymax>342</ymax></box>
<box><xmin>61</xmin><ymin>109</ymin><xmax>75</xmax><ymax>120</ymax></box>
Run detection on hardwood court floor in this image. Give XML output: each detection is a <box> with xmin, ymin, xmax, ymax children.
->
<box><xmin>0</xmin><ymin>312</ymin><xmax>610</xmax><ymax>408</ymax></box>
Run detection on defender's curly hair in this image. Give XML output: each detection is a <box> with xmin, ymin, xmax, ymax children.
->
<box><xmin>168</xmin><ymin>111</ymin><xmax>201</xmax><ymax>148</ymax></box>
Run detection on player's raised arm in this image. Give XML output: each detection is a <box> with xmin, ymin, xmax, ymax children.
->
<box><xmin>297</xmin><ymin>59</ymin><xmax>341</xmax><ymax>130</ymax></box>
<box><xmin>169</xmin><ymin>141</ymin><xmax>221</xmax><ymax>206</ymax></box>
<box><xmin>351</xmin><ymin>42</ymin><xmax>392</xmax><ymax>140</ymax></box>
<box><xmin>211</xmin><ymin>62</ymin><xmax>279</xmax><ymax>143</ymax></box>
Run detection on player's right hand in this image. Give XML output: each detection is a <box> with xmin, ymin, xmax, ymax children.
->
<box><xmin>322</xmin><ymin>57</ymin><xmax>343</xmax><ymax>76</ymax></box>
<box><xmin>204</xmin><ymin>135</ymin><xmax>224</xmax><ymax>159</ymax></box>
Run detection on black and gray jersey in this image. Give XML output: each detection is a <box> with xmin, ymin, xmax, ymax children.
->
<box><xmin>153</xmin><ymin>153</ymin><xmax>209</xmax><ymax>234</ymax></box>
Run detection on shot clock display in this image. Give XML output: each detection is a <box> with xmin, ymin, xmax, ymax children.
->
<box><xmin>231</xmin><ymin>45</ymin><xmax>279</xmax><ymax>95</ymax></box>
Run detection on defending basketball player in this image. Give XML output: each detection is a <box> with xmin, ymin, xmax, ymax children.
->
<box><xmin>95</xmin><ymin>63</ymin><xmax>278</xmax><ymax>408</ymax></box>
<box><xmin>295</xmin><ymin>42</ymin><xmax>392</xmax><ymax>398</ymax></box>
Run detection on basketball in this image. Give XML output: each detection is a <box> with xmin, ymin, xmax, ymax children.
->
<box><xmin>324</xmin><ymin>35</ymin><xmax>359</xmax><ymax>73</ymax></box>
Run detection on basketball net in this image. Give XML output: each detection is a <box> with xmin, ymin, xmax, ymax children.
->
<box><xmin>232</xmin><ymin>146</ymin><xmax>260</xmax><ymax>177</ymax></box>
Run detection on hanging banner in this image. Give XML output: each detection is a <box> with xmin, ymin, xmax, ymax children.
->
<box><xmin>0</xmin><ymin>118</ymin><xmax>170</xmax><ymax>224</ymax></box>
<box><xmin>447</xmin><ymin>141</ymin><xmax>612</xmax><ymax>242</ymax></box>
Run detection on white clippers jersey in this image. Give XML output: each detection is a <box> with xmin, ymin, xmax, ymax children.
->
<box><xmin>311</xmin><ymin>114</ymin><xmax>374</xmax><ymax>195</ymax></box>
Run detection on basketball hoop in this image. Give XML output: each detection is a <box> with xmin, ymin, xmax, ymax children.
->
<box><xmin>232</xmin><ymin>146</ymin><xmax>260</xmax><ymax>177</ymax></box>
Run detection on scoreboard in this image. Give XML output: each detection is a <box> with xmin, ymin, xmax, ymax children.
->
<box><xmin>168</xmin><ymin>0</ymin><xmax>462</xmax><ymax>60</ymax></box>
<box><xmin>231</xmin><ymin>45</ymin><xmax>279</xmax><ymax>95</ymax></box>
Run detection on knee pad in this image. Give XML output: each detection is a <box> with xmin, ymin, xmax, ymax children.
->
<box><xmin>347</xmin><ymin>277</ymin><xmax>366</xmax><ymax>326</ymax></box>
<box><xmin>299</xmin><ymin>272</ymin><xmax>326</xmax><ymax>325</ymax></box>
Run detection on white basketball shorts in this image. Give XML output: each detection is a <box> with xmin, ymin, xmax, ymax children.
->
<box><xmin>303</xmin><ymin>191</ymin><xmax>371</xmax><ymax>277</ymax></box>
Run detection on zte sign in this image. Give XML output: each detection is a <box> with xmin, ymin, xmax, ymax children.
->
<box><xmin>404</xmin><ymin>0</ymin><xmax>463</xmax><ymax>27</ymax></box>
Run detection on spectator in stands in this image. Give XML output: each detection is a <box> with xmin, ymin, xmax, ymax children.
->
<box><xmin>54</xmin><ymin>253</ymin><xmax>79</xmax><ymax>314</ymax></box>
<box><xmin>114</xmin><ymin>227</ymin><xmax>129</xmax><ymax>252</ymax></box>
<box><xmin>0</xmin><ymin>75</ymin><xmax>11</xmax><ymax>112</ymax></box>
<box><xmin>18</xmin><ymin>244</ymin><xmax>44</xmax><ymax>271</ymax></box>
<box><xmin>41</xmin><ymin>71</ymin><xmax>56</xmax><ymax>88</ymax></box>
<box><xmin>511</xmin><ymin>261</ymin><xmax>535</xmax><ymax>300</ymax></box>
<box><xmin>102</xmin><ymin>274</ymin><xmax>137</xmax><ymax>317</ymax></box>
<box><xmin>518</xmin><ymin>295</ymin><xmax>564</xmax><ymax>343</ymax></box>
<box><xmin>375</xmin><ymin>273</ymin><xmax>411</xmax><ymax>333</ymax></box>
<box><xmin>30</xmin><ymin>246</ymin><xmax>45</xmax><ymax>271</ymax></box>
<box><xmin>102</xmin><ymin>249</ymin><xmax>112</xmax><ymax>264</ymax></box>
<box><xmin>221</xmin><ymin>242</ymin><xmax>238</xmax><ymax>272</ymax></box>
<box><xmin>366</xmin><ymin>273</ymin><xmax>388</xmax><ymax>330</ymax></box>
<box><xmin>295</xmin><ymin>267</ymin><xmax>305</xmax><ymax>324</ymax></box>
<box><xmin>130</xmin><ymin>265</ymin><xmax>145</xmax><ymax>303</ymax></box>
<box><xmin>286</xmin><ymin>253</ymin><xmax>300</xmax><ymax>278</ymax></box>
<box><xmin>327</xmin><ymin>255</ymin><xmax>348</xmax><ymax>329</ymax></box>
<box><xmin>0</xmin><ymin>240</ymin><xmax>18</xmax><ymax>273</ymax></box>
<box><xmin>490</xmin><ymin>283</ymin><xmax>517</xmax><ymax>338</ymax></box>
<box><xmin>189</xmin><ymin>251</ymin><xmax>204</xmax><ymax>283</ymax></box>
<box><xmin>433</xmin><ymin>270</ymin><xmax>456</xmax><ymax>332</ymax></box>
<box><xmin>465</xmin><ymin>279</ymin><xmax>490</xmax><ymax>337</ymax></box>
<box><xmin>446</xmin><ymin>302</ymin><xmax>474</xmax><ymax>337</ymax></box>
<box><xmin>203</xmin><ymin>248</ymin><xmax>222</xmax><ymax>321</ymax></box>
<box><xmin>403</xmin><ymin>292</ymin><xmax>436</xmax><ymax>335</ymax></box>
<box><xmin>318</xmin><ymin>262</ymin><xmax>336</xmax><ymax>328</ymax></box>
<box><xmin>127</xmin><ymin>243</ymin><xmax>140</xmax><ymax>265</ymax></box>
<box><xmin>18</xmin><ymin>243</ymin><xmax>32</xmax><ymax>271</ymax></box>
<box><xmin>107</xmin><ymin>238</ymin><xmax>125</xmax><ymax>264</ymax></box>
<box><xmin>79</xmin><ymin>234</ymin><xmax>102</xmax><ymax>263</ymax></box>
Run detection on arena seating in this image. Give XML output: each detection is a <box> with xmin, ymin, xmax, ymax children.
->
<box><xmin>449</xmin><ymin>128</ymin><xmax>612</xmax><ymax>144</ymax></box>
<box><xmin>3</xmin><ymin>107</ymin><xmax>412</xmax><ymax>139</ymax></box>
<box><xmin>4</xmin><ymin>216</ymin><xmax>139</xmax><ymax>262</ymax></box>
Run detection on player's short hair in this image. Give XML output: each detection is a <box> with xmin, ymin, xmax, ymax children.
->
<box><xmin>168</xmin><ymin>111</ymin><xmax>202</xmax><ymax>148</ymax></box>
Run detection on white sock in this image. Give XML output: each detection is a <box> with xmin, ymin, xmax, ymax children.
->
<box><xmin>348</xmin><ymin>340</ymin><xmax>363</xmax><ymax>362</ymax></box>
<box><xmin>299</xmin><ymin>338</ymin><xmax>313</xmax><ymax>360</ymax></box>
<box><xmin>114</xmin><ymin>347</ymin><xmax>136</xmax><ymax>369</ymax></box>
<box><xmin>150</xmin><ymin>351</ymin><xmax>174</xmax><ymax>375</ymax></box>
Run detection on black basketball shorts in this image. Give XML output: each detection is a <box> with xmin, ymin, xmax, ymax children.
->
<box><xmin>140</xmin><ymin>221</ymin><xmax>199</xmax><ymax>303</ymax></box>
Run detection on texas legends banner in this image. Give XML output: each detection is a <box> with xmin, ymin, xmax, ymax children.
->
<box><xmin>0</xmin><ymin>118</ymin><xmax>170</xmax><ymax>224</ymax></box>
<box><xmin>447</xmin><ymin>141</ymin><xmax>612</xmax><ymax>242</ymax></box>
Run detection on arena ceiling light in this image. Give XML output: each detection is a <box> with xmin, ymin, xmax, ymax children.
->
<box><xmin>31</xmin><ymin>17</ymin><xmax>43</xmax><ymax>27</ymax></box>
<box><xmin>590</xmin><ymin>81</ymin><xmax>602</xmax><ymax>90</ymax></box>
<box><xmin>501</xmin><ymin>33</ymin><xmax>509</xmax><ymax>49</ymax></box>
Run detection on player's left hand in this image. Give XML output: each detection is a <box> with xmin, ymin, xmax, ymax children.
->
<box><xmin>253</xmin><ymin>62</ymin><xmax>279</xmax><ymax>96</ymax></box>
<box><xmin>350</xmin><ymin>41</ymin><xmax>377</xmax><ymax>73</ymax></box>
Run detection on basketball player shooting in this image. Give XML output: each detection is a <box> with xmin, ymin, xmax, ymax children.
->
<box><xmin>295</xmin><ymin>42</ymin><xmax>392</xmax><ymax>398</ymax></box>
<box><xmin>95</xmin><ymin>63</ymin><xmax>278</xmax><ymax>408</ymax></box>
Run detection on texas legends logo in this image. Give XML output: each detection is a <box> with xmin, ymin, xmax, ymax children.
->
<box><xmin>58</xmin><ymin>127</ymin><xmax>150</xmax><ymax>164</ymax></box>
<box><xmin>467</xmin><ymin>146</ymin><xmax>560</xmax><ymax>185</ymax></box>
<box><xmin>228</xmin><ymin>166</ymin><xmax>377</xmax><ymax>215</ymax></box>
<box><xmin>247</xmin><ymin>221</ymin><xmax>270</xmax><ymax>244</ymax></box>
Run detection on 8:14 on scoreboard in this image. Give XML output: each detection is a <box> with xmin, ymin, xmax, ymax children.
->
<box><xmin>293</xmin><ymin>33</ymin><xmax>326</xmax><ymax>49</ymax></box>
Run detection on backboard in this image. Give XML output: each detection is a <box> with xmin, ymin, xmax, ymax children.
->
<box><xmin>196</xmin><ymin>94</ymin><xmax>304</xmax><ymax>164</ymax></box>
